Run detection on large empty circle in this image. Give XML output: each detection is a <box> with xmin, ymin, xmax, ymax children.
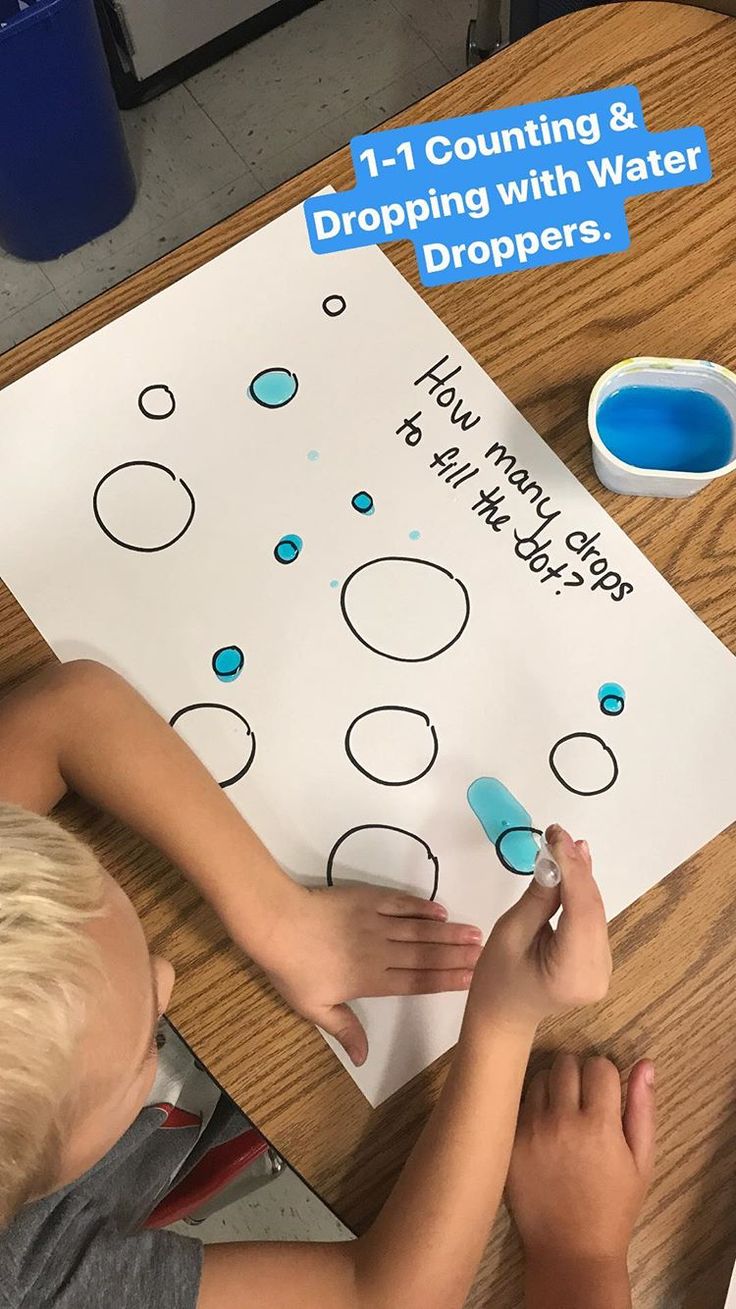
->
<box><xmin>340</xmin><ymin>557</ymin><xmax>470</xmax><ymax>662</ymax></box>
<box><xmin>345</xmin><ymin>706</ymin><xmax>438</xmax><ymax>786</ymax></box>
<box><xmin>549</xmin><ymin>732</ymin><xmax>618</xmax><ymax>796</ymax></box>
<box><xmin>326</xmin><ymin>825</ymin><xmax>439</xmax><ymax>900</ymax></box>
<box><xmin>93</xmin><ymin>461</ymin><xmax>195</xmax><ymax>552</ymax></box>
<box><xmin>170</xmin><ymin>703</ymin><xmax>256</xmax><ymax>788</ymax></box>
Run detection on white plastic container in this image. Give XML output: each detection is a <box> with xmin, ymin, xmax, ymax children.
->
<box><xmin>588</xmin><ymin>357</ymin><xmax>736</xmax><ymax>497</ymax></box>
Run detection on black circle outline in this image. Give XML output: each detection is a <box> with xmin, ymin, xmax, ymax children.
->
<box><xmin>549</xmin><ymin>732</ymin><xmax>619</xmax><ymax>797</ymax></box>
<box><xmin>600</xmin><ymin>694</ymin><xmax>625</xmax><ymax>717</ymax></box>
<box><xmin>351</xmin><ymin>491</ymin><xmax>374</xmax><ymax>515</ymax></box>
<box><xmin>495</xmin><ymin>826</ymin><xmax>543</xmax><ymax>875</ymax></box>
<box><xmin>273</xmin><ymin>535</ymin><xmax>302</xmax><ymax>564</ymax></box>
<box><xmin>93</xmin><ymin>460</ymin><xmax>195</xmax><ymax>553</ymax></box>
<box><xmin>345</xmin><ymin>705</ymin><xmax>439</xmax><ymax>786</ymax></box>
<box><xmin>169</xmin><ymin>702</ymin><xmax>256</xmax><ymax>789</ymax></box>
<box><xmin>326</xmin><ymin>823</ymin><xmax>439</xmax><ymax>901</ymax></box>
<box><xmin>322</xmin><ymin>294</ymin><xmax>347</xmax><ymax>317</ymax></box>
<box><xmin>340</xmin><ymin>556</ymin><xmax>470</xmax><ymax>663</ymax></box>
<box><xmin>138</xmin><ymin>384</ymin><xmax>176</xmax><ymax>420</ymax></box>
<box><xmin>211</xmin><ymin>646</ymin><xmax>245</xmax><ymax>681</ymax></box>
<box><xmin>248</xmin><ymin>367</ymin><xmax>299</xmax><ymax>409</ymax></box>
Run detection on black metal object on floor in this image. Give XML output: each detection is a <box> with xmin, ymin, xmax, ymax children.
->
<box><xmin>95</xmin><ymin>0</ymin><xmax>325</xmax><ymax>109</ymax></box>
<box><xmin>467</xmin><ymin>0</ymin><xmax>504</xmax><ymax>64</ymax></box>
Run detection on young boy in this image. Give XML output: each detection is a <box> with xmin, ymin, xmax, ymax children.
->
<box><xmin>0</xmin><ymin>659</ymin><xmax>655</xmax><ymax>1308</ymax></box>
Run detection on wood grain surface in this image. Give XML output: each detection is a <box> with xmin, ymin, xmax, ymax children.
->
<box><xmin>1</xmin><ymin>5</ymin><xmax>735</xmax><ymax>1304</ymax></box>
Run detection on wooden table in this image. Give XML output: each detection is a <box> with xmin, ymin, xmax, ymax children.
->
<box><xmin>1</xmin><ymin>3</ymin><xmax>735</xmax><ymax>1303</ymax></box>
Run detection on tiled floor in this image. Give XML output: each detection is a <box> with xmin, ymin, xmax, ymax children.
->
<box><xmin>0</xmin><ymin>0</ymin><xmax>478</xmax><ymax>354</ymax></box>
<box><xmin>169</xmin><ymin>1166</ymin><xmax>352</xmax><ymax>1246</ymax></box>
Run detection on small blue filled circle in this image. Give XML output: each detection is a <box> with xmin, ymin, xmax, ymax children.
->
<box><xmin>274</xmin><ymin>534</ymin><xmax>303</xmax><ymax>564</ymax></box>
<box><xmin>598</xmin><ymin>681</ymin><xmax>625</xmax><ymax>716</ymax></box>
<box><xmin>307</xmin><ymin>450</ymin><xmax>320</xmax><ymax>461</ymax></box>
<box><xmin>352</xmin><ymin>491</ymin><xmax>374</xmax><ymax>515</ymax></box>
<box><xmin>212</xmin><ymin>645</ymin><xmax>245</xmax><ymax>682</ymax></box>
<box><xmin>249</xmin><ymin>368</ymin><xmax>299</xmax><ymax>408</ymax></box>
<box><xmin>409</xmin><ymin>529</ymin><xmax>421</xmax><ymax>540</ymax></box>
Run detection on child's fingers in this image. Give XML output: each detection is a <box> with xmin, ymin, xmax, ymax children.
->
<box><xmin>377</xmin><ymin>891</ymin><xmax>450</xmax><ymax>921</ymax></box>
<box><xmin>550</xmin><ymin>826</ymin><xmax>608</xmax><ymax>946</ymax></box>
<box><xmin>522</xmin><ymin>1068</ymin><xmax>549</xmax><ymax>1116</ymax></box>
<box><xmin>384</xmin><ymin>967</ymin><xmax>475</xmax><ymax>995</ymax></box>
<box><xmin>320</xmin><ymin>1003</ymin><xmax>368</xmax><ymax>1066</ymax></box>
<box><xmin>507</xmin><ymin>824</ymin><xmax>583</xmax><ymax>944</ymax></box>
<box><xmin>506</xmin><ymin>877</ymin><xmax>561</xmax><ymax>939</ymax></box>
<box><xmin>387</xmin><ymin>918</ymin><xmax>483</xmax><ymax>946</ymax></box>
<box><xmin>549</xmin><ymin>826</ymin><xmax>600</xmax><ymax>912</ymax></box>
<box><xmin>622</xmin><ymin>1060</ymin><xmax>657</xmax><ymax>1180</ymax></box>
<box><xmin>548</xmin><ymin>1052</ymin><xmax>582</xmax><ymax>1110</ymax></box>
<box><xmin>581</xmin><ymin>1055</ymin><xmax>624</xmax><ymax>1121</ymax></box>
<box><xmin>388</xmin><ymin>942</ymin><xmax>483</xmax><ymax>972</ymax></box>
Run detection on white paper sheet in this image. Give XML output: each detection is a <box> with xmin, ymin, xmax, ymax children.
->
<box><xmin>0</xmin><ymin>200</ymin><xmax>734</xmax><ymax>1105</ymax></box>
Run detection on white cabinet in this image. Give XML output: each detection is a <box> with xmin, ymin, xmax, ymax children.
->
<box><xmin>111</xmin><ymin>0</ymin><xmax>275</xmax><ymax>80</ymax></box>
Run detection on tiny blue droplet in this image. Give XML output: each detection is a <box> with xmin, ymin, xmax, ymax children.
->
<box><xmin>249</xmin><ymin>368</ymin><xmax>299</xmax><ymax>408</ymax></box>
<box><xmin>307</xmin><ymin>450</ymin><xmax>320</xmax><ymax>461</ymax></box>
<box><xmin>329</xmin><ymin>579</ymin><xmax>339</xmax><ymax>588</ymax></box>
<box><xmin>352</xmin><ymin>491</ymin><xmax>374</xmax><ymax>515</ymax></box>
<box><xmin>274</xmin><ymin>534</ymin><xmax>303</xmax><ymax>564</ymax></box>
<box><xmin>212</xmin><ymin>645</ymin><xmax>245</xmax><ymax>682</ymax></box>
<box><xmin>409</xmin><ymin>529</ymin><xmax>421</xmax><ymax>540</ymax></box>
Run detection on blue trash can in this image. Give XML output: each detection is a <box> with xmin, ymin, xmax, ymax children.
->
<box><xmin>0</xmin><ymin>0</ymin><xmax>136</xmax><ymax>260</ymax></box>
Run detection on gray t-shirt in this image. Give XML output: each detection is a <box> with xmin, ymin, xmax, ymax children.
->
<box><xmin>0</xmin><ymin>1025</ymin><xmax>244</xmax><ymax>1309</ymax></box>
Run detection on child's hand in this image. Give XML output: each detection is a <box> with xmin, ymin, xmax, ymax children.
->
<box><xmin>507</xmin><ymin>1054</ymin><xmax>656</xmax><ymax>1292</ymax></box>
<box><xmin>466</xmin><ymin>825</ymin><xmax>611</xmax><ymax>1036</ymax></box>
<box><xmin>262</xmin><ymin>884</ymin><xmax>483</xmax><ymax>1065</ymax></box>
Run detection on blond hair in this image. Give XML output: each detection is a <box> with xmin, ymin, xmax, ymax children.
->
<box><xmin>0</xmin><ymin>803</ymin><xmax>106</xmax><ymax>1227</ymax></box>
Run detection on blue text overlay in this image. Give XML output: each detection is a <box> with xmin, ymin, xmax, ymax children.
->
<box><xmin>303</xmin><ymin>87</ymin><xmax>710</xmax><ymax>285</ymax></box>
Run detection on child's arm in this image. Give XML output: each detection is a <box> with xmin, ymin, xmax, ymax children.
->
<box><xmin>196</xmin><ymin>828</ymin><xmax>613</xmax><ymax>1309</ymax></box>
<box><xmin>508</xmin><ymin>1053</ymin><xmax>656</xmax><ymax>1309</ymax></box>
<box><xmin>0</xmin><ymin>660</ymin><xmax>481</xmax><ymax>1063</ymax></box>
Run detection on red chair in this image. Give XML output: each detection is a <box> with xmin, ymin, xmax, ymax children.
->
<box><xmin>145</xmin><ymin>1127</ymin><xmax>283</xmax><ymax>1228</ymax></box>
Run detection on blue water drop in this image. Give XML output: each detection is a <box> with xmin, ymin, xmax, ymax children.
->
<box><xmin>497</xmin><ymin>827</ymin><xmax>541</xmax><ymax>874</ymax></box>
<box><xmin>467</xmin><ymin>777</ymin><xmax>540</xmax><ymax>875</ymax></box>
<box><xmin>307</xmin><ymin>450</ymin><xmax>320</xmax><ymax>461</ymax></box>
<box><xmin>409</xmin><ymin>529</ymin><xmax>421</xmax><ymax>540</ymax></box>
<box><xmin>329</xmin><ymin>579</ymin><xmax>339</xmax><ymax>588</ymax></box>
<box><xmin>274</xmin><ymin>533</ymin><xmax>303</xmax><ymax>564</ymax></box>
<box><xmin>598</xmin><ymin>681</ymin><xmax>626</xmax><ymax>716</ymax></box>
<box><xmin>352</xmin><ymin>491</ymin><xmax>374</xmax><ymax>515</ymax></box>
<box><xmin>212</xmin><ymin>645</ymin><xmax>245</xmax><ymax>682</ymax></box>
<box><xmin>249</xmin><ymin>368</ymin><xmax>299</xmax><ymax>409</ymax></box>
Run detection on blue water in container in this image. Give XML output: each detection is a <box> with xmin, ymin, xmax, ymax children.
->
<box><xmin>597</xmin><ymin>385</ymin><xmax>733</xmax><ymax>473</ymax></box>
